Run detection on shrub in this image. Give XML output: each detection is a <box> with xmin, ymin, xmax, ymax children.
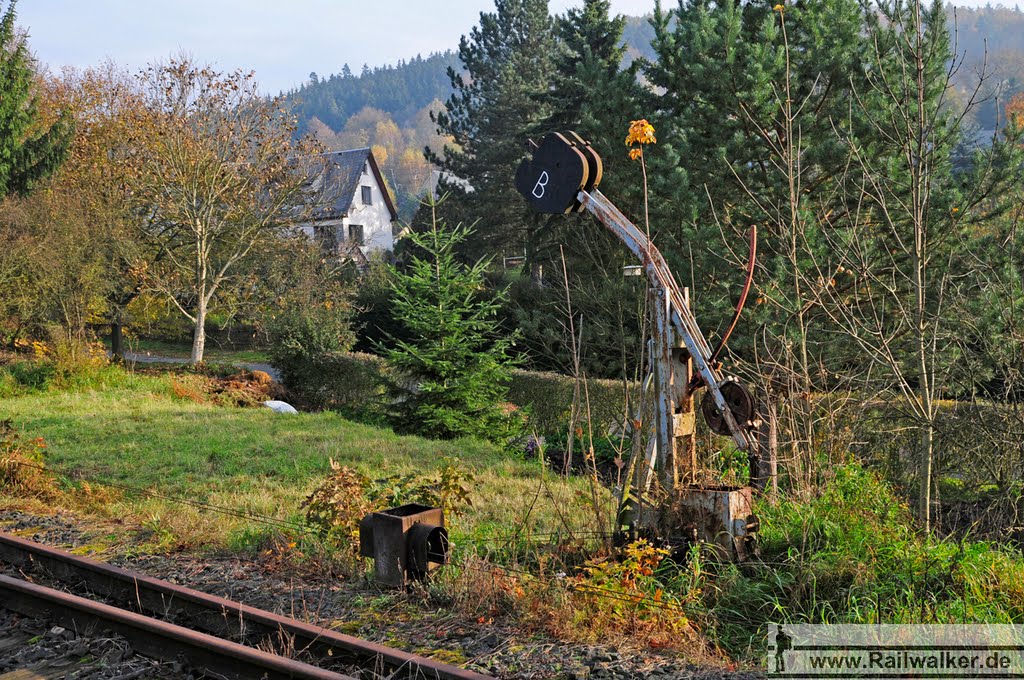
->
<box><xmin>0</xmin><ymin>420</ymin><xmax>55</xmax><ymax>497</ymax></box>
<box><xmin>301</xmin><ymin>460</ymin><xmax>375</xmax><ymax>560</ymax></box>
<box><xmin>272</xmin><ymin>351</ymin><xmax>389</xmax><ymax>422</ymax></box>
<box><xmin>268</xmin><ymin>301</ymin><xmax>354</xmax><ymax>387</ymax></box>
<box><xmin>566</xmin><ymin>539</ymin><xmax>697</xmax><ymax>647</ymax></box>
<box><xmin>506</xmin><ymin>370</ymin><xmax>638</xmax><ymax>438</ymax></box>
<box><xmin>301</xmin><ymin>457</ymin><xmax>474</xmax><ymax>560</ymax></box>
<box><xmin>0</xmin><ymin>335</ymin><xmax>132</xmax><ymax>395</ymax></box>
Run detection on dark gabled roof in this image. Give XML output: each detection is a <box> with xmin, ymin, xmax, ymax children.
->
<box><xmin>318</xmin><ymin>147</ymin><xmax>398</xmax><ymax>222</ymax></box>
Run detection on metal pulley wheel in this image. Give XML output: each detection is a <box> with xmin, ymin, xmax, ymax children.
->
<box><xmin>701</xmin><ymin>376</ymin><xmax>756</xmax><ymax>436</ymax></box>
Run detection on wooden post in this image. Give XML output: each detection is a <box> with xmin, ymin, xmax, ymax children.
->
<box><xmin>674</xmin><ymin>289</ymin><xmax>697</xmax><ymax>485</ymax></box>
<box><xmin>653</xmin><ymin>288</ymin><xmax>698</xmax><ymax>492</ymax></box>
<box><xmin>652</xmin><ymin>287</ymin><xmax>676</xmax><ymax>492</ymax></box>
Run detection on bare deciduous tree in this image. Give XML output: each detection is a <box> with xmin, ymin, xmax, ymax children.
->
<box><xmin>122</xmin><ymin>58</ymin><xmax>323</xmax><ymax>363</ymax></box>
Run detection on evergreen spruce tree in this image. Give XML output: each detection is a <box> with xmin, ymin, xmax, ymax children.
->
<box><xmin>384</xmin><ymin>206</ymin><xmax>520</xmax><ymax>442</ymax></box>
<box><xmin>542</xmin><ymin>0</ymin><xmax>646</xmax><ymax>219</ymax></box>
<box><xmin>501</xmin><ymin>0</ymin><xmax>650</xmax><ymax>378</ymax></box>
<box><xmin>427</xmin><ymin>0</ymin><xmax>556</xmax><ymax>261</ymax></box>
<box><xmin>0</xmin><ymin>1</ymin><xmax>71</xmax><ymax>197</ymax></box>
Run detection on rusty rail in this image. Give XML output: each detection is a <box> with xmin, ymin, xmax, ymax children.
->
<box><xmin>0</xmin><ymin>574</ymin><xmax>353</xmax><ymax>680</ymax></box>
<box><xmin>0</xmin><ymin>532</ymin><xmax>491</xmax><ymax>680</ymax></box>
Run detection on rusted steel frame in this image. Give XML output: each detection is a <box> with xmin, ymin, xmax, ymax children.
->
<box><xmin>0</xmin><ymin>533</ymin><xmax>491</xmax><ymax>680</ymax></box>
<box><xmin>0</xmin><ymin>574</ymin><xmax>353</xmax><ymax>680</ymax></box>
<box><xmin>578</xmin><ymin>190</ymin><xmax>749</xmax><ymax>450</ymax></box>
<box><xmin>584</xmin><ymin>191</ymin><xmax>714</xmax><ymax>358</ymax></box>
<box><xmin>708</xmin><ymin>225</ymin><xmax>757</xmax><ymax>367</ymax></box>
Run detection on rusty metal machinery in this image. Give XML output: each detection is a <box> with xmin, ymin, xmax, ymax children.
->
<box><xmin>515</xmin><ymin>131</ymin><xmax>760</xmax><ymax>559</ymax></box>
<box><xmin>359</xmin><ymin>503</ymin><xmax>449</xmax><ymax>587</ymax></box>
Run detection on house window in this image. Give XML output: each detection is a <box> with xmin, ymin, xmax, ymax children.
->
<box><xmin>313</xmin><ymin>224</ymin><xmax>338</xmax><ymax>253</ymax></box>
<box><xmin>348</xmin><ymin>224</ymin><xmax>364</xmax><ymax>246</ymax></box>
<box><xmin>364</xmin><ymin>161</ymin><xmax>369</xmax><ymax>175</ymax></box>
<box><xmin>361</xmin><ymin>185</ymin><xmax>372</xmax><ymax>205</ymax></box>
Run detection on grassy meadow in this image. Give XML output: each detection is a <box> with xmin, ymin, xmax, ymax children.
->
<box><xmin>0</xmin><ymin>362</ymin><xmax>603</xmax><ymax>552</ymax></box>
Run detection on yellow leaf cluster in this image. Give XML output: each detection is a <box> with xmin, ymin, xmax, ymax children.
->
<box><xmin>625</xmin><ymin>119</ymin><xmax>656</xmax><ymax>162</ymax></box>
<box><xmin>625</xmin><ymin>119</ymin><xmax>656</xmax><ymax>147</ymax></box>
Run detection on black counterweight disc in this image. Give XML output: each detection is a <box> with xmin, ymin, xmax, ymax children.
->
<box><xmin>701</xmin><ymin>377</ymin><xmax>756</xmax><ymax>436</ymax></box>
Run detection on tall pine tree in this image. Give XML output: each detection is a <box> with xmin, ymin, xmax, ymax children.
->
<box><xmin>426</xmin><ymin>0</ymin><xmax>556</xmax><ymax>261</ymax></box>
<box><xmin>0</xmin><ymin>0</ymin><xmax>71</xmax><ymax>197</ymax></box>
<box><xmin>501</xmin><ymin>0</ymin><xmax>651</xmax><ymax>378</ymax></box>
<box><xmin>640</xmin><ymin>0</ymin><xmax>879</xmax><ymax>483</ymax></box>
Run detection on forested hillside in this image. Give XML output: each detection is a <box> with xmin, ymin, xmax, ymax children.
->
<box><xmin>290</xmin><ymin>52</ymin><xmax>458</xmax><ymax>133</ymax></box>
<box><xmin>287</xmin><ymin>4</ymin><xmax>1024</xmax><ymax>220</ymax></box>
<box><xmin>286</xmin><ymin>53</ymin><xmax>457</xmax><ymax>217</ymax></box>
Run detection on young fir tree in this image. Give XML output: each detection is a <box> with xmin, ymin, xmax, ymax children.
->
<box><xmin>385</xmin><ymin>206</ymin><xmax>520</xmax><ymax>442</ymax></box>
<box><xmin>0</xmin><ymin>1</ymin><xmax>71</xmax><ymax>197</ymax></box>
<box><xmin>426</xmin><ymin>0</ymin><xmax>556</xmax><ymax>261</ymax></box>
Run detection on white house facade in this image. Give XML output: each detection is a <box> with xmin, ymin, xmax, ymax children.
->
<box><xmin>300</xmin><ymin>148</ymin><xmax>397</xmax><ymax>263</ymax></box>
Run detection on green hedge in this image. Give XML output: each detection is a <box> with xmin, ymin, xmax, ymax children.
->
<box><xmin>280</xmin><ymin>351</ymin><xmax>390</xmax><ymax>424</ymax></box>
<box><xmin>279</xmin><ymin>351</ymin><xmax>638</xmax><ymax>438</ymax></box>
<box><xmin>506</xmin><ymin>369</ymin><xmax>639</xmax><ymax>437</ymax></box>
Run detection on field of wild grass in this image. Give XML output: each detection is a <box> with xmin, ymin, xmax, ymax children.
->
<box><xmin>4</xmin><ymin>357</ymin><xmax>1024</xmax><ymax>659</ymax></box>
<box><xmin>0</xmin><ymin>360</ymin><xmax>604</xmax><ymax>551</ymax></box>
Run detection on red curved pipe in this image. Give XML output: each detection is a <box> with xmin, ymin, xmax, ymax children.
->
<box><xmin>709</xmin><ymin>224</ymin><xmax>757</xmax><ymax>367</ymax></box>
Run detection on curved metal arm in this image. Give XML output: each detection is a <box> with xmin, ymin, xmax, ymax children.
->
<box><xmin>709</xmin><ymin>225</ymin><xmax>757</xmax><ymax>366</ymax></box>
<box><xmin>577</xmin><ymin>189</ymin><xmax>750</xmax><ymax>451</ymax></box>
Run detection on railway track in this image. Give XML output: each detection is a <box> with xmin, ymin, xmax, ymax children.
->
<box><xmin>0</xmin><ymin>532</ymin><xmax>491</xmax><ymax>680</ymax></box>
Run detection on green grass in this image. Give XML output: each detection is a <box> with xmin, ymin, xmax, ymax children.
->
<box><xmin>10</xmin><ymin>359</ymin><xmax>1024</xmax><ymax>660</ymax></box>
<box><xmin>0</xmin><ymin>363</ymin><xmax>602</xmax><ymax>549</ymax></box>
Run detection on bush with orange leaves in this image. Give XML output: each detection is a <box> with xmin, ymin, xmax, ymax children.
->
<box><xmin>1008</xmin><ymin>92</ymin><xmax>1024</xmax><ymax>131</ymax></box>
<box><xmin>0</xmin><ymin>419</ymin><xmax>56</xmax><ymax>497</ymax></box>
<box><xmin>464</xmin><ymin>539</ymin><xmax>708</xmax><ymax>652</ymax></box>
<box><xmin>560</xmin><ymin>539</ymin><xmax>699</xmax><ymax>648</ymax></box>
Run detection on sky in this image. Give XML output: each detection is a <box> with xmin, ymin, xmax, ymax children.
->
<box><xmin>20</xmin><ymin>0</ymin><xmax>1002</xmax><ymax>94</ymax></box>
<box><xmin>20</xmin><ymin>1</ymin><xmax>657</xmax><ymax>94</ymax></box>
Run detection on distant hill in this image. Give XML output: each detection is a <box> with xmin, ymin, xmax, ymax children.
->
<box><xmin>288</xmin><ymin>51</ymin><xmax>459</xmax><ymax>133</ymax></box>
<box><xmin>619</xmin><ymin>6</ymin><xmax>1024</xmax><ymax>131</ymax></box>
<box><xmin>286</xmin><ymin>52</ymin><xmax>460</xmax><ymax>219</ymax></box>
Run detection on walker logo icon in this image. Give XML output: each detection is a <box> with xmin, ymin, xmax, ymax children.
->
<box><xmin>766</xmin><ymin>625</ymin><xmax>1024</xmax><ymax>679</ymax></box>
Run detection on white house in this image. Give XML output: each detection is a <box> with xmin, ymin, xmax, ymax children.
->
<box><xmin>301</xmin><ymin>148</ymin><xmax>397</xmax><ymax>264</ymax></box>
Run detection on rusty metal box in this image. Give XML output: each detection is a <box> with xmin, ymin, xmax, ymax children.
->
<box><xmin>359</xmin><ymin>504</ymin><xmax>447</xmax><ymax>587</ymax></box>
<box><xmin>671</xmin><ymin>485</ymin><xmax>758</xmax><ymax>561</ymax></box>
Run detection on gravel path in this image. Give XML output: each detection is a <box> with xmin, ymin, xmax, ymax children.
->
<box><xmin>122</xmin><ymin>352</ymin><xmax>282</xmax><ymax>382</ymax></box>
<box><xmin>0</xmin><ymin>511</ymin><xmax>765</xmax><ymax>680</ymax></box>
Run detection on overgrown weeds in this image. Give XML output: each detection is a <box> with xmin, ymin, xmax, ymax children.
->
<box><xmin>0</xmin><ymin>419</ymin><xmax>55</xmax><ymax>497</ymax></box>
<box><xmin>703</xmin><ymin>463</ymin><xmax>1024</xmax><ymax>657</ymax></box>
<box><xmin>430</xmin><ymin>538</ymin><xmax>708</xmax><ymax>654</ymax></box>
<box><xmin>0</xmin><ymin>337</ymin><xmax>134</xmax><ymax>396</ymax></box>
